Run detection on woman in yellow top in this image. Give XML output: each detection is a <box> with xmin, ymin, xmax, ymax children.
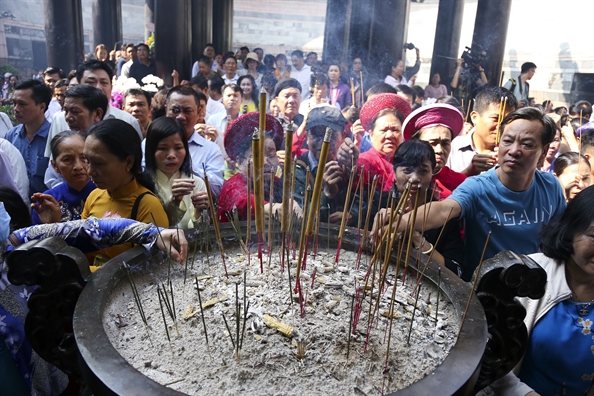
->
<box><xmin>82</xmin><ymin>118</ymin><xmax>169</xmax><ymax>267</ymax></box>
<box><xmin>145</xmin><ymin>117</ymin><xmax>207</xmax><ymax>229</ymax></box>
<box><xmin>237</xmin><ymin>75</ymin><xmax>259</xmax><ymax>115</ymax></box>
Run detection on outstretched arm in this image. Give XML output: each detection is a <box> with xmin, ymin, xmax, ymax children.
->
<box><xmin>370</xmin><ymin>198</ymin><xmax>462</xmax><ymax>244</ymax></box>
<box><xmin>9</xmin><ymin>218</ymin><xmax>187</xmax><ymax>263</ymax></box>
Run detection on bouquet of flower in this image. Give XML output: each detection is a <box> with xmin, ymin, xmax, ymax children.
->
<box><xmin>141</xmin><ymin>75</ymin><xmax>164</xmax><ymax>93</ymax></box>
<box><xmin>110</xmin><ymin>76</ymin><xmax>141</xmax><ymax>108</ymax></box>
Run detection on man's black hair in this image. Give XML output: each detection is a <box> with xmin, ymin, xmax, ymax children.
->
<box><xmin>209</xmin><ymin>74</ymin><xmax>225</xmax><ymax>94</ymax></box>
<box><xmin>204</xmin><ymin>43</ymin><xmax>215</xmax><ymax>51</ymax></box>
<box><xmin>166</xmin><ymin>85</ymin><xmax>202</xmax><ymax>107</ymax></box>
<box><xmin>240</xmin><ymin>46</ymin><xmax>249</xmax><ymax>52</ymax></box>
<box><xmin>306</xmin><ymin>52</ymin><xmax>317</xmax><ymax>58</ymax></box>
<box><xmin>366</xmin><ymin>82</ymin><xmax>397</xmax><ymax>98</ymax></box>
<box><xmin>474</xmin><ymin>86</ymin><xmax>518</xmax><ymax>115</ymax></box>
<box><xmin>395</xmin><ymin>84</ymin><xmax>416</xmax><ymax>103</ymax></box>
<box><xmin>254</xmin><ymin>47</ymin><xmax>263</xmax><ymax>53</ymax></box>
<box><xmin>76</xmin><ymin>60</ymin><xmax>114</xmax><ymax>84</ymax></box>
<box><xmin>500</xmin><ymin>107</ymin><xmax>556</xmax><ymax>147</ymax></box>
<box><xmin>521</xmin><ymin>62</ymin><xmax>537</xmax><ymax>74</ymax></box>
<box><xmin>125</xmin><ymin>43</ymin><xmax>135</xmax><ymax>50</ymax></box>
<box><xmin>580</xmin><ymin>129</ymin><xmax>594</xmax><ymax>154</ymax></box>
<box><xmin>291</xmin><ymin>50</ymin><xmax>304</xmax><ymax>59</ymax></box>
<box><xmin>65</xmin><ymin>84</ymin><xmax>108</xmax><ymax>120</ymax></box>
<box><xmin>310</xmin><ymin>73</ymin><xmax>329</xmax><ymax>88</ymax></box>
<box><xmin>136</xmin><ymin>43</ymin><xmax>150</xmax><ymax>52</ymax></box>
<box><xmin>124</xmin><ymin>88</ymin><xmax>152</xmax><ymax>107</ymax></box>
<box><xmin>411</xmin><ymin>85</ymin><xmax>424</xmax><ymax>100</ymax></box>
<box><xmin>55</xmin><ymin>78</ymin><xmax>69</xmax><ymax>89</ymax></box>
<box><xmin>14</xmin><ymin>79</ymin><xmax>52</xmax><ymax>110</ymax></box>
<box><xmin>43</xmin><ymin>67</ymin><xmax>63</xmax><ymax>77</ymax></box>
<box><xmin>189</xmin><ymin>75</ymin><xmax>208</xmax><ymax>91</ymax></box>
<box><xmin>569</xmin><ymin>100</ymin><xmax>593</xmax><ymax>118</ymax></box>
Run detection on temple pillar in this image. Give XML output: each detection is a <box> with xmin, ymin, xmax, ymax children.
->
<box><xmin>368</xmin><ymin>0</ymin><xmax>410</xmax><ymax>83</ymax></box>
<box><xmin>471</xmin><ymin>0</ymin><xmax>512</xmax><ymax>86</ymax></box>
<box><xmin>154</xmin><ymin>0</ymin><xmax>191</xmax><ymax>85</ymax></box>
<box><xmin>42</xmin><ymin>0</ymin><xmax>84</xmax><ymax>72</ymax></box>
<box><xmin>430</xmin><ymin>0</ymin><xmax>464</xmax><ymax>88</ymax></box>
<box><xmin>322</xmin><ymin>0</ymin><xmax>351</xmax><ymax>63</ymax></box>
<box><xmin>212</xmin><ymin>0</ymin><xmax>233</xmax><ymax>54</ymax></box>
<box><xmin>92</xmin><ymin>0</ymin><xmax>122</xmax><ymax>50</ymax></box>
<box><xmin>191</xmin><ymin>0</ymin><xmax>213</xmax><ymax>64</ymax></box>
<box><xmin>145</xmin><ymin>0</ymin><xmax>154</xmax><ymax>42</ymax></box>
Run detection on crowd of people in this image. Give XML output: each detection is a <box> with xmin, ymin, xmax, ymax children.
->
<box><xmin>1</xmin><ymin>41</ymin><xmax>594</xmax><ymax>395</ymax></box>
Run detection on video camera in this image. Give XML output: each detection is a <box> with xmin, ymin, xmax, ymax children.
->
<box><xmin>461</xmin><ymin>45</ymin><xmax>487</xmax><ymax>69</ymax></box>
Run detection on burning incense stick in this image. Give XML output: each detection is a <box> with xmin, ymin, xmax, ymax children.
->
<box><xmin>194</xmin><ymin>277</ymin><xmax>209</xmax><ymax>347</ymax></box>
<box><xmin>347</xmin><ymin>294</ymin><xmax>355</xmax><ymax>359</ymax></box>
<box><xmin>124</xmin><ymin>262</ymin><xmax>147</xmax><ymax>326</ymax></box>
<box><xmin>157</xmin><ymin>287</ymin><xmax>171</xmax><ymax>343</ymax></box>
<box><xmin>496</xmin><ymin>96</ymin><xmax>508</xmax><ymax>145</ymax></box>
<box><xmin>335</xmin><ymin>165</ymin><xmax>357</xmax><ymax>265</ymax></box>
<box><xmin>221</xmin><ymin>312</ymin><xmax>235</xmax><ymax>349</ymax></box>
<box><xmin>406</xmin><ymin>283</ymin><xmax>422</xmax><ymax>345</ymax></box>
<box><xmin>435</xmin><ymin>266</ymin><xmax>441</xmax><ymax>331</ymax></box>
<box><xmin>350</xmin><ymin>77</ymin><xmax>356</xmax><ymax>106</ymax></box>
<box><xmin>457</xmin><ymin>231</ymin><xmax>491</xmax><ymax>340</ymax></box>
<box><xmin>202</xmin><ymin>164</ymin><xmax>228</xmax><ymax>277</ymax></box>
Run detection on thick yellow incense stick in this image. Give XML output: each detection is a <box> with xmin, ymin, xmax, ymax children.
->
<box><xmin>281</xmin><ymin>123</ymin><xmax>294</xmax><ymax>233</ymax></box>
<box><xmin>252</xmin><ymin>129</ymin><xmax>264</xmax><ymax>234</ymax></box>
<box><xmin>305</xmin><ymin>127</ymin><xmax>332</xmax><ymax>236</ymax></box>
<box><xmin>350</xmin><ymin>78</ymin><xmax>355</xmax><ymax>106</ymax></box>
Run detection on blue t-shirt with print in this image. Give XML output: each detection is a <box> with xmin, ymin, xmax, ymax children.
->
<box><xmin>450</xmin><ymin>168</ymin><xmax>565</xmax><ymax>281</ymax></box>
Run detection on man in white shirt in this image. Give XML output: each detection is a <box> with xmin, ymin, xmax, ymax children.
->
<box><xmin>120</xmin><ymin>45</ymin><xmax>137</xmax><ymax>78</ymax></box>
<box><xmin>190</xmin><ymin>75</ymin><xmax>225</xmax><ymax>119</ymax></box>
<box><xmin>222</xmin><ymin>55</ymin><xmax>244</xmax><ymax>85</ymax></box>
<box><xmin>290</xmin><ymin>50</ymin><xmax>312</xmax><ymax>101</ymax></box>
<box><xmin>0</xmin><ymin>137</ymin><xmax>29</xmax><ymax>205</ymax></box>
<box><xmin>165</xmin><ymin>86</ymin><xmax>225</xmax><ymax>197</ymax></box>
<box><xmin>45</xmin><ymin>60</ymin><xmax>142</xmax><ymax>158</ymax></box>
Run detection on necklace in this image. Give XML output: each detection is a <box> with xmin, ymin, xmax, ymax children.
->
<box><xmin>569</xmin><ymin>286</ymin><xmax>594</xmax><ymax>316</ymax></box>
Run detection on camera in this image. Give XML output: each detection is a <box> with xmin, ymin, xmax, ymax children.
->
<box><xmin>461</xmin><ymin>45</ymin><xmax>486</xmax><ymax>69</ymax></box>
<box><xmin>405</xmin><ymin>43</ymin><xmax>416</xmax><ymax>50</ymax></box>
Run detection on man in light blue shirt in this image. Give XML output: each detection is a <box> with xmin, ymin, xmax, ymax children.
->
<box><xmin>4</xmin><ymin>79</ymin><xmax>52</xmax><ymax>196</ymax></box>
<box><xmin>373</xmin><ymin>107</ymin><xmax>566</xmax><ymax>281</ymax></box>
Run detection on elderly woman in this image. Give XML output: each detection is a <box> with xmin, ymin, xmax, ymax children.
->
<box><xmin>357</xmin><ymin>93</ymin><xmax>412</xmax><ymax>192</ymax></box>
<box><xmin>553</xmin><ymin>151</ymin><xmax>591</xmax><ymax>203</ymax></box>
<box><xmin>217</xmin><ymin>112</ymin><xmax>301</xmax><ymax>221</ymax></box>
<box><xmin>490</xmin><ymin>184</ymin><xmax>594</xmax><ymax>395</ymax></box>
<box><xmin>402</xmin><ymin>103</ymin><xmax>467</xmax><ymax>200</ymax></box>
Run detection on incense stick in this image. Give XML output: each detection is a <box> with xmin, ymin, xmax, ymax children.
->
<box><xmin>335</xmin><ymin>165</ymin><xmax>356</xmax><ymax>265</ymax></box>
<box><xmin>194</xmin><ymin>277</ymin><xmax>209</xmax><ymax>346</ymax></box>
<box><xmin>457</xmin><ymin>231</ymin><xmax>491</xmax><ymax>340</ymax></box>
<box><xmin>350</xmin><ymin>77</ymin><xmax>356</xmax><ymax>106</ymax></box>
<box><xmin>202</xmin><ymin>164</ymin><xmax>228</xmax><ymax>277</ymax></box>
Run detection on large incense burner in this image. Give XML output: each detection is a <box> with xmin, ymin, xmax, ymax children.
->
<box><xmin>6</xmin><ymin>222</ymin><xmax>547</xmax><ymax>395</ymax></box>
<box><xmin>76</xmin><ymin>222</ymin><xmax>487</xmax><ymax>395</ymax></box>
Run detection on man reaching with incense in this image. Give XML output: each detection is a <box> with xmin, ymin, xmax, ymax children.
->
<box><xmin>371</xmin><ymin>108</ymin><xmax>565</xmax><ymax>281</ymax></box>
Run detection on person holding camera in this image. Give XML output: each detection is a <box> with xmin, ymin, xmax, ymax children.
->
<box><xmin>450</xmin><ymin>57</ymin><xmax>488</xmax><ymax>104</ymax></box>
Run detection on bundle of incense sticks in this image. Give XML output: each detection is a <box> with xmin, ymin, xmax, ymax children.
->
<box><xmin>281</xmin><ymin>123</ymin><xmax>294</xmax><ymax>269</ymax></box>
<box><xmin>297</xmin><ymin>127</ymin><xmax>332</xmax><ymax>280</ymax></box>
<box><xmin>252</xmin><ymin>127</ymin><xmax>264</xmax><ymax>272</ymax></box>
<box><xmin>495</xmin><ymin>96</ymin><xmax>508</xmax><ymax>145</ymax></box>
